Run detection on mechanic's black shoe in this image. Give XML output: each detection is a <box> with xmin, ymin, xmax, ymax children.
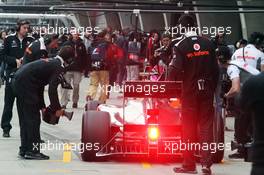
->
<box><xmin>202</xmin><ymin>167</ymin><xmax>212</xmax><ymax>175</ymax></box>
<box><xmin>228</xmin><ymin>152</ymin><xmax>245</xmax><ymax>159</ymax></box>
<box><xmin>18</xmin><ymin>151</ymin><xmax>25</xmax><ymax>159</ymax></box>
<box><xmin>72</xmin><ymin>103</ymin><xmax>78</xmax><ymax>108</ymax></box>
<box><xmin>40</xmin><ymin>139</ymin><xmax>45</xmax><ymax>144</ymax></box>
<box><xmin>173</xmin><ymin>167</ymin><xmax>198</xmax><ymax>174</ymax></box>
<box><xmin>3</xmin><ymin>131</ymin><xmax>10</xmax><ymax>138</ymax></box>
<box><xmin>24</xmin><ymin>152</ymin><xmax>49</xmax><ymax>160</ymax></box>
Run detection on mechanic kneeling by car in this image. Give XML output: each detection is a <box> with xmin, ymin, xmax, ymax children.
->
<box><xmin>217</xmin><ymin>46</ymin><xmax>260</xmax><ymax>159</ymax></box>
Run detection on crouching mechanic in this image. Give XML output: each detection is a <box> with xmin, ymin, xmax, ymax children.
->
<box><xmin>240</xmin><ymin>72</ymin><xmax>264</xmax><ymax>175</ymax></box>
<box><xmin>217</xmin><ymin>46</ymin><xmax>260</xmax><ymax>159</ymax></box>
<box><xmin>12</xmin><ymin>46</ymin><xmax>75</xmax><ymax>160</ymax></box>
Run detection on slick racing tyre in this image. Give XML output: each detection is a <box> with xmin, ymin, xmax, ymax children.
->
<box><xmin>81</xmin><ymin>111</ymin><xmax>111</xmax><ymax>161</ymax></box>
<box><xmin>85</xmin><ymin>100</ymin><xmax>101</xmax><ymax>111</ymax></box>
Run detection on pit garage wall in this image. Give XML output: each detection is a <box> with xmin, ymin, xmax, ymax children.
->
<box><xmin>240</xmin><ymin>1</ymin><xmax>264</xmax><ymax>39</ymax></box>
<box><xmin>90</xmin><ymin>9</ymin><xmax>240</xmax><ymax>44</ymax></box>
<box><xmin>193</xmin><ymin>0</ymin><xmax>264</xmax><ymax>44</ymax></box>
<box><xmin>116</xmin><ymin>12</ymin><xmax>166</xmax><ymax>32</ymax></box>
<box><xmin>195</xmin><ymin>0</ymin><xmax>242</xmax><ymax>45</ymax></box>
<box><xmin>86</xmin><ymin>0</ymin><xmax>263</xmax><ymax>44</ymax></box>
<box><xmin>89</xmin><ymin>12</ymin><xmax>167</xmax><ymax>33</ymax></box>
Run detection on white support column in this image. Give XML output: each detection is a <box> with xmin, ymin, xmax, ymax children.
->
<box><xmin>163</xmin><ymin>13</ymin><xmax>168</xmax><ymax>31</ymax></box>
<box><xmin>237</xmin><ymin>1</ymin><xmax>248</xmax><ymax>40</ymax></box>
<box><xmin>116</xmin><ymin>3</ymin><xmax>124</xmax><ymax>29</ymax></box>
<box><xmin>193</xmin><ymin>1</ymin><xmax>202</xmax><ymax>35</ymax></box>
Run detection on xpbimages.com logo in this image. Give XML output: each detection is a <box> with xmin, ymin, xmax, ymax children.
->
<box><xmin>163</xmin><ymin>140</ymin><xmax>231</xmax><ymax>154</ymax></box>
<box><xmin>98</xmin><ymin>82</ymin><xmax>166</xmax><ymax>96</ymax></box>
<box><xmin>32</xmin><ymin>24</ymin><xmax>101</xmax><ymax>36</ymax></box>
<box><xmin>32</xmin><ymin>140</ymin><xmax>100</xmax><ymax>154</ymax></box>
<box><xmin>165</xmin><ymin>24</ymin><xmax>232</xmax><ymax>37</ymax></box>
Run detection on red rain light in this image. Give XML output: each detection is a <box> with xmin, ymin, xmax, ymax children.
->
<box><xmin>148</xmin><ymin>126</ymin><xmax>160</xmax><ymax>141</ymax></box>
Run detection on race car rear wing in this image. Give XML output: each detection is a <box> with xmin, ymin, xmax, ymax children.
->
<box><xmin>123</xmin><ymin>81</ymin><xmax>182</xmax><ymax>98</ymax></box>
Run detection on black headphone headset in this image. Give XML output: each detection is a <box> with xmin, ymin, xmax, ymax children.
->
<box><xmin>16</xmin><ymin>20</ymin><xmax>30</xmax><ymax>32</ymax></box>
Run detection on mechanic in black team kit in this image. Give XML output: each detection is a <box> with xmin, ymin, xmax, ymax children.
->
<box><xmin>1</xmin><ymin>20</ymin><xmax>34</xmax><ymax>138</ymax></box>
<box><xmin>12</xmin><ymin>46</ymin><xmax>75</xmax><ymax>160</ymax></box>
<box><xmin>169</xmin><ymin>15</ymin><xmax>219</xmax><ymax>175</ymax></box>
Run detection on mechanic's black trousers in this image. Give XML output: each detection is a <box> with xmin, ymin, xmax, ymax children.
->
<box><xmin>16</xmin><ymin>96</ymin><xmax>41</xmax><ymax>153</ymax></box>
<box><xmin>234</xmin><ymin>97</ymin><xmax>252</xmax><ymax>145</ymax></box>
<box><xmin>1</xmin><ymin>81</ymin><xmax>16</xmax><ymax>132</ymax></box>
<box><xmin>181</xmin><ymin>91</ymin><xmax>214</xmax><ymax>168</ymax></box>
<box><xmin>251</xmin><ymin>164</ymin><xmax>264</xmax><ymax>175</ymax></box>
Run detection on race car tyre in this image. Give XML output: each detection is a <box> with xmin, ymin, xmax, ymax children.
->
<box><xmin>212</xmin><ymin>111</ymin><xmax>225</xmax><ymax>163</ymax></box>
<box><xmin>81</xmin><ymin>111</ymin><xmax>111</xmax><ymax>161</ymax></box>
<box><xmin>85</xmin><ymin>100</ymin><xmax>101</xmax><ymax>111</ymax></box>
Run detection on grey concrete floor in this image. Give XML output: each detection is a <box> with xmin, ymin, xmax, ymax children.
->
<box><xmin>0</xmin><ymin>78</ymin><xmax>251</xmax><ymax>175</ymax></box>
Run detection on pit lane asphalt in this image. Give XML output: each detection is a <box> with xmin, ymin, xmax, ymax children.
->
<box><xmin>0</xmin><ymin>78</ymin><xmax>251</xmax><ymax>175</ymax></box>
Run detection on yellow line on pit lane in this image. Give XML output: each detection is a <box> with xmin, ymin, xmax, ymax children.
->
<box><xmin>47</xmin><ymin>169</ymin><xmax>72</xmax><ymax>173</ymax></box>
<box><xmin>142</xmin><ymin>162</ymin><xmax>152</xmax><ymax>169</ymax></box>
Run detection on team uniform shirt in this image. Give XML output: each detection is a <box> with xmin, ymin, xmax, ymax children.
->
<box><xmin>231</xmin><ymin>44</ymin><xmax>264</xmax><ymax>69</ymax></box>
<box><xmin>169</xmin><ymin>31</ymin><xmax>219</xmax><ymax>94</ymax></box>
<box><xmin>2</xmin><ymin>33</ymin><xmax>34</xmax><ymax>76</ymax></box>
<box><xmin>13</xmin><ymin>57</ymin><xmax>65</xmax><ymax>110</ymax></box>
<box><xmin>227</xmin><ymin>60</ymin><xmax>260</xmax><ymax>87</ymax></box>
<box><xmin>227</xmin><ymin>64</ymin><xmax>240</xmax><ymax>80</ymax></box>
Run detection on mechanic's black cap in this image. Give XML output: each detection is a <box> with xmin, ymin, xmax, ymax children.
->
<box><xmin>216</xmin><ymin>46</ymin><xmax>231</xmax><ymax>64</ymax></box>
<box><xmin>249</xmin><ymin>32</ymin><xmax>264</xmax><ymax>46</ymax></box>
<box><xmin>58</xmin><ymin>46</ymin><xmax>75</xmax><ymax>64</ymax></box>
<box><xmin>178</xmin><ymin>14</ymin><xmax>196</xmax><ymax>28</ymax></box>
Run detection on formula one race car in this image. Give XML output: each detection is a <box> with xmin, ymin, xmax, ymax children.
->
<box><xmin>81</xmin><ymin>81</ymin><xmax>224</xmax><ymax>163</ymax></box>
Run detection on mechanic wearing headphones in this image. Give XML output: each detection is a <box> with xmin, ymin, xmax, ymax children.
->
<box><xmin>232</xmin><ymin>32</ymin><xmax>264</xmax><ymax>71</ymax></box>
<box><xmin>1</xmin><ymin>20</ymin><xmax>34</xmax><ymax>138</ymax></box>
<box><xmin>217</xmin><ymin>46</ymin><xmax>260</xmax><ymax>160</ymax></box>
<box><xmin>169</xmin><ymin>15</ymin><xmax>219</xmax><ymax>175</ymax></box>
